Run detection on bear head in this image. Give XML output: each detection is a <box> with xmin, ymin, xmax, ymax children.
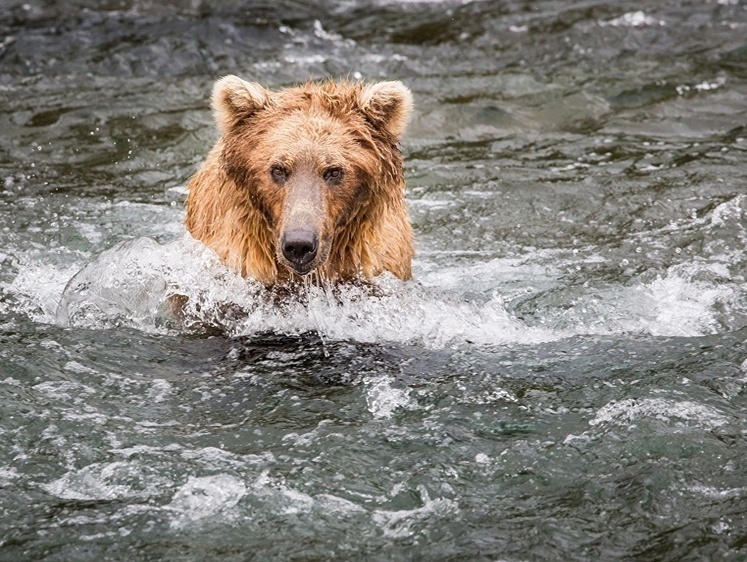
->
<box><xmin>186</xmin><ymin>76</ymin><xmax>414</xmax><ymax>285</ymax></box>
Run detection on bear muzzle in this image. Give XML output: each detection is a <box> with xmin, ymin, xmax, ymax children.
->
<box><xmin>281</xmin><ymin>229</ymin><xmax>319</xmax><ymax>274</ymax></box>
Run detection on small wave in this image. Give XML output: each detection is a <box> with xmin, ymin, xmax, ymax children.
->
<box><xmin>41</xmin><ymin>461</ymin><xmax>172</xmax><ymax>501</ymax></box>
<box><xmin>590</xmin><ymin>397</ymin><xmax>730</xmax><ymax>430</ymax></box>
<box><xmin>372</xmin><ymin>485</ymin><xmax>459</xmax><ymax>539</ymax></box>
<box><xmin>512</xmin><ymin>260</ymin><xmax>739</xmax><ymax>338</ymax></box>
<box><xmin>167</xmin><ymin>474</ymin><xmax>246</xmax><ymax>529</ymax></box>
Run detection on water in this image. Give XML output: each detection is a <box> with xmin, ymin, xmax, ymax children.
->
<box><xmin>1</xmin><ymin>0</ymin><xmax>746</xmax><ymax>559</ymax></box>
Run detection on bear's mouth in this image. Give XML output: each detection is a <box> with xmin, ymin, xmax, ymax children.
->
<box><xmin>285</xmin><ymin>260</ymin><xmax>318</xmax><ymax>276</ymax></box>
<box><xmin>280</xmin><ymin>256</ymin><xmax>327</xmax><ymax>278</ymax></box>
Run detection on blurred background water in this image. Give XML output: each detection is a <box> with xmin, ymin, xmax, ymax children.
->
<box><xmin>0</xmin><ymin>0</ymin><xmax>746</xmax><ymax>559</ymax></box>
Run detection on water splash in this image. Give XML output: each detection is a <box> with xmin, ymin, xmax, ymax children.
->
<box><xmin>41</xmin><ymin>461</ymin><xmax>172</xmax><ymax>502</ymax></box>
<box><xmin>52</xmin><ymin>234</ymin><xmax>557</xmax><ymax>347</ymax></box>
<box><xmin>167</xmin><ymin>475</ymin><xmax>247</xmax><ymax>529</ymax></box>
<box><xmin>37</xmin><ymin>201</ymin><xmax>747</xmax><ymax>347</ymax></box>
<box><xmin>590</xmin><ymin>397</ymin><xmax>730</xmax><ymax>429</ymax></box>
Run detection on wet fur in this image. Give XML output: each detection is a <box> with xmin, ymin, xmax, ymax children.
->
<box><xmin>185</xmin><ymin>76</ymin><xmax>414</xmax><ymax>286</ymax></box>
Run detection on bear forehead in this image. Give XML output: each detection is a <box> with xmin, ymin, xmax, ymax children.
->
<box><xmin>263</xmin><ymin>84</ymin><xmax>366</xmax><ymax>129</ymax></box>
<box><xmin>253</xmin><ymin>109</ymin><xmax>365</xmax><ymax>161</ymax></box>
<box><xmin>272</xmin><ymin>110</ymin><xmax>355</xmax><ymax>136</ymax></box>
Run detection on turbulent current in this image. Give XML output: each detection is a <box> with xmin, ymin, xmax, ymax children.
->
<box><xmin>1</xmin><ymin>1</ymin><xmax>746</xmax><ymax>560</ymax></box>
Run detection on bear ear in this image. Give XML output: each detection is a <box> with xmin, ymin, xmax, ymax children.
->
<box><xmin>211</xmin><ymin>75</ymin><xmax>272</xmax><ymax>133</ymax></box>
<box><xmin>358</xmin><ymin>81</ymin><xmax>414</xmax><ymax>139</ymax></box>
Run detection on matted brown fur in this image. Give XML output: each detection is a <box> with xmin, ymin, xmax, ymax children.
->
<box><xmin>185</xmin><ymin>75</ymin><xmax>415</xmax><ymax>286</ymax></box>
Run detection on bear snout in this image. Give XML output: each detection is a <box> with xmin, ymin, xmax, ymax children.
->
<box><xmin>281</xmin><ymin>230</ymin><xmax>319</xmax><ymax>273</ymax></box>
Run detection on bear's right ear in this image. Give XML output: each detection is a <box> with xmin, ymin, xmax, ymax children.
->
<box><xmin>211</xmin><ymin>75</ymin><xmax>272</xmax><ymax>133</ymax></box>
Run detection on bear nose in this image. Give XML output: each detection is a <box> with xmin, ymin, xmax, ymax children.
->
<box><xmin>282</xmin><ymin>230</ymin><xmax>318</xmax><ymax>268</ymax></box>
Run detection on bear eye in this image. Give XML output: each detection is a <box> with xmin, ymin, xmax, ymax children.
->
<box><xmin>323</xmin><ymin>167</ymin><xmax>344</xmax><ymax>183</ymax></box>
<box><xmin>270</xmin><ymin>165</ymin><xmax>288</xmax><ymax>184</ymax></box>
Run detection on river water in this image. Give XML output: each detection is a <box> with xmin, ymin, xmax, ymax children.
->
<box><xmin>1</xmin><ymin>0</ymin><xmax>746</xmax><ymax>559</ymax></box>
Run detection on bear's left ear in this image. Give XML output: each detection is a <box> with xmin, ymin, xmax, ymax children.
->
<box><xmin>358</xmin><ymin>81</ymin><xmax>414</xmax><ymax>139</ymax></box>
<box><xmin>212</xmin><ymin>75</ymin><xmax>273</xmax><ymax>134</ymax></box>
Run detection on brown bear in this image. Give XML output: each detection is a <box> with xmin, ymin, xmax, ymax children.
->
<box><xmin>184</xmin><ymin>75</ymin><xmax>415</xmax><ymax>286</ymax></box>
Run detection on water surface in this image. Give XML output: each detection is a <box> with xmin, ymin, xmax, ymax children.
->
<box><xmin>1</xmin><ymin>0</ymin><xmax>746</xmax><ymax>559</ymax></box>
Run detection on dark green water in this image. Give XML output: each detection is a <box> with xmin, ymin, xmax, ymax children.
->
<box><xmin>1</xmin><ymin>1</ymin><xmax>746</xmax><ymax>560</ymax></box>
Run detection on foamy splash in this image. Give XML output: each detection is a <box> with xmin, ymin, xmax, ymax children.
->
<box><xmin>51</xmin><ymin>234</ymin><xmax>558</xmax><ymax>347</ymax></box>
<box><xmin>4</xmin><ymin>193</ymin><xmax>743</xmax><ymax>347</ymax></box>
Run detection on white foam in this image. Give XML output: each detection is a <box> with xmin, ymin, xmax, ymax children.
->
<box><xmin>52</xmin><ymin>234</ymin><xmax>560</xmax><ymax>347</ymax></box>
<box><xmin>365</xmin><ymin>377</ymin><xmax>415</xmax><ymax>419</ymax></box>
<box><xmin>590</xmin><ymin>398</ymin><xmax>729</xmax><ymax>429</ymax></box>
<box><xmin>372</xmin><ymin>485</ymin><xmax>459</xmax><ymax>539</ymax></box>
<box><xmin>0</xmin><ymin>466</ymin><xmax>20</xmax><ymax>484</ymax></box>
<box><xmin>64</xmin><ymin>361</ymin><xmax>99</xmax><ymax>374</ymax></box>
<box><xmin>710</xmin><ymin>193</ymin><xmax>745</xmax><ymax>227</ymax></box>
<box><xmin>147</xmin><ymin>379</ymin><xmax>173</xmax><ymax>403</ymax></box>
<box><xmin>552</xmin><ymin>261</ymin><xmax>737</xmax><ymax>337</ymax></box>
<box><xmin>33</xmin><ymin>380</ymin><xmax>96</xmax><ymax>403</ymax></box>
<box><xmin>600</xmin><ymin>11</ymin><xmax>665</xmax><ymax>27</ymax></box>
<box><xmin>250</xmin><ymin>469</ymin><xmax>315</xmax><ymax>515</ymax></box>
<box><xmin>42</xmin><ymin>461</ymin><xmax>172</xmax><ymax>501</ymax></box>
<box><xmin>166</xmin><ymin>474</ymin><xmax>246</xmax><ymax>528</ymax></box>
<box><xmin>5</xmin><ymin>262</ymin><xmax>80</xmax><ymax>322</ymax></box>
<box><xmin>685</xmin><ymin>484</ymin><xmax>747</xmax><ymax>499</ymax></box>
